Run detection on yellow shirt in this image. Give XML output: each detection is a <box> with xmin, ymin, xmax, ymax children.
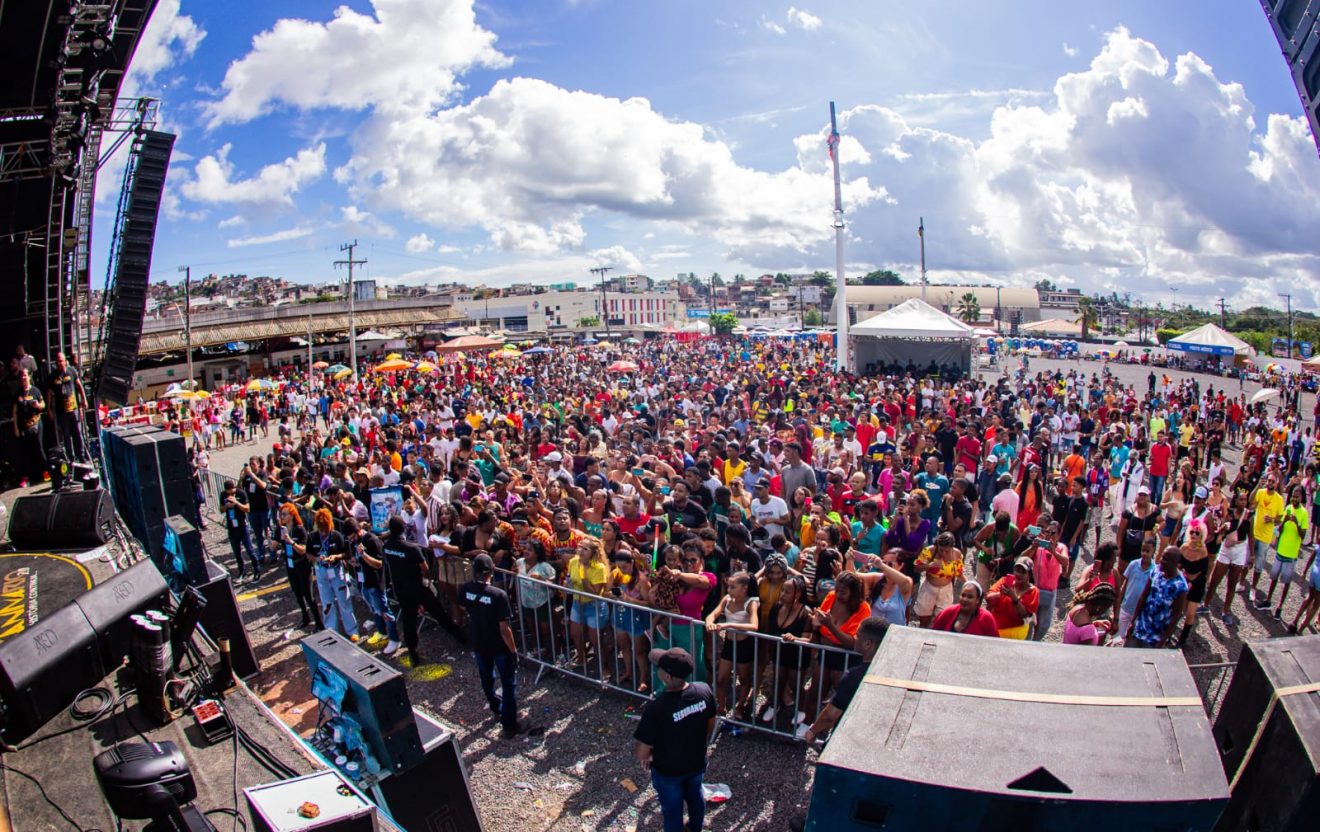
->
<box><xmin>723</xmin><ymin>458</ymin><xmax>746</xmax><ymax>486</ymax></box>
<box><xmin>1253</xmin><ymin>490</ymin><xmax>1284</xmax><ymax>543</ymax></box>
<box><xmin>1178</xmin><ymin>424</ymin><xmax>1195</xmax><ymax>449</ymax></box>
<box><xmin>568</xmin><ymin>556</ymin><xmax>609</xmax><ymax>592</ymax></box>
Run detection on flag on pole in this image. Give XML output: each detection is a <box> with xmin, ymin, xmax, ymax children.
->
<box><xmin>918</xmin><ymin>219</ymin><xmax>924</xmax><ymax>238</ymax></box>
<box><xmin>827</xmin><ymin>124</ymin><xmax>840</xmax><ymax>162</ymax></box>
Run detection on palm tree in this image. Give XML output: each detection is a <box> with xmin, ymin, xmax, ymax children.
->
<box><xmin>956</xmin><ymin>292</ymin><xmax>981</xmax><ymax>324</ymax></box>
<box><xmin>1076</xmin><ymin>297</ymin><xmax>1099</xmax><ymax>341</ymax></box>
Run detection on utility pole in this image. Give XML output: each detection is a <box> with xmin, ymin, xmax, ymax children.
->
<box><xmin>1279</xmin><ymin>293</ymin><xmax>1294</xmax><ymax>358</ymax></box>
<box><xmin>1217</xmin><ymin>297</ymin><xmax>1228</xmax><ymax>330</ymax></box>
<box><xmin>828</xmin><ymin>101</ymin><xmax>848</xmax><ymax>372</ymax></box>
<box><xmin>334</xmin><ymin>241</ymin><xmax>366</xmax><ymax>379</ymax></box>
<box><xmin>178</xmin><ymin>265</ymin><xmax>192</xmax><ymax>389</ymax></box>
<box><xmin>306</xmin><ymin>317</ymin><xmax>313</xmax><ymax>389</ymax></box>
<box><xmin>918</xmin><ymin>216</ymin><xmax>927</xmax><ymax>303</ymax></box>
<box><xmin>590</xmin><ymin>266</ymin><xmax>613</xmax><ymax>335</ymax></box>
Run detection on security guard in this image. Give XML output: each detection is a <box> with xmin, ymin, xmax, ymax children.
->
<box><xmin>381</xmin><ymin>515</ymin><xmax>465</xmax><ymax>666</ymax></box>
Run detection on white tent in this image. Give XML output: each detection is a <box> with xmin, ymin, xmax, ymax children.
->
<box><xmin>1021</xmin><ymin>317</ymin><xmax>1083</xmax><ymax>337</ymax></box>
<box><xmin>1167</xmin><ymin>323</ymin><xmax>1255</xmax><ymax>359</ymax></box>
<box><xmin>850</xmin><ymin>298</ymin><xmax>975</xmax><ymax>374</ymax></box>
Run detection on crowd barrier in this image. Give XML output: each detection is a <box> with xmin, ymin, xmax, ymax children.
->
<box><xmin>491</xmin><ymin>566</ymin><xmax>861</xmax><ymax>741</ymax></box>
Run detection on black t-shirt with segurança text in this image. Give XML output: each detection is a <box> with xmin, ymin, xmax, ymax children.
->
<box><xmin>633</xmin><ymin>682</ymin><xmax>716</xmax><ymax>777</ymax></box>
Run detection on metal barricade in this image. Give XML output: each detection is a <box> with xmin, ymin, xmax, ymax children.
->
<box><xmin>494</xmin><ymin>567</ymin><xmax>861</xmax><ymax>740</ymax></box>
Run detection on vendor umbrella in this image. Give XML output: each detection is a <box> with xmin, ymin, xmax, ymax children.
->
<box><xmin>327</xmin><ymin>364</ymin><xmax>350</xmax><ymax>375</ymax></box>
<box><xmin>373</xmin><ymin>358</ymin><xmax>414</xmax><ymax>373</ymax></box>
<box><xmin>332</xmin><ymin>368</ymin><xmax>353</xmax><ymax>381</ymax></box>
<box><xmin>312</xmin><ymin>361</ymin><xmax>330</xmax><ymax>369</ymax></box>
<box><xmin>1251</xmin><ymin>388</ymin><xmax>1281</xmax><ymax>405</ymax></box>
<box><xmin>606</xmin><ymin>360</ymin><xmax>639</xmax><ymax>373</ymax></box>
<box><xmin>413</xmin><ymin>360</ymin><xmax>437</xmax><ymax>373</ymax></box>
<box><xmin>524</xmin><ymin>346</ymin><xmax>553</xmax><ymax>355</ymax></box>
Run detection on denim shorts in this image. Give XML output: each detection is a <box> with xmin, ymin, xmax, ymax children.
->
<box><xmin>612</xmin><ymin>604</ymin><xmax>651</xmax><ymax>636</ymax></box>
<box><xmin>570</xmin><ymin>597</ymin><xmax>609</xmax><ymax>629</ymax></box>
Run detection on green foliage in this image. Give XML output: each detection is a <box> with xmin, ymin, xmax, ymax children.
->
<box><xmin>1034</xmin><ymin>278</ymin><xmax>1058</xmax><ymax>292</ymax></box>
<box><xmin>1155</xmin><ymin>327</ymin><xmax>1186</xmax><ymax>344</ymax></box>
<box><xmin>802</xmin><ymin>307</ymin><xmax>824</xmax><ymax>327</ymax></box>
<box><xmin>856</xmin><ymin>269</ymin><xmax>904</xmax><ymax>286</ymax></box>
<box><xmin>956</xmin><ymin>292</ymin><xmax>981</xmax><ymax>323</ymax></box>
<box><xmin>577</xmin><ymin>316</ymin><xmax>601</xmax><ymax>327</ymax></box>
<box><xmin>809</xmin><ymin>271</ymin><xmax>833</xmax><ymax>287</ymax></box>
<box><xmin>708</xmin><ymin>311</ymin><xmax>739</xmax><ymax>335</ymax></box>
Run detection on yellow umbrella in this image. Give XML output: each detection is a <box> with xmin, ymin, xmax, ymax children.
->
<box><xmin>489</xmin><ymin>349</ymin><xmax>520</xmax><ymax>359</ymax></box>
<box><xmin>333</xmin><ymin>368</ymin><xmax>353</xmax><ymax>380</ymax></box>
<box><xmin>414</xmin><ymin>361</ymin><xmax>437</xmax><ymax>373</ymax></box>
<box><xmin>386</xmin><ymin>352</ymin><xmax>403</xmax><ymax>360</ymax></box>
<box><xmin>245</xmin><ymin>379</ymin><xmax>263</xmax><ymax>392</ymax></box>
<box><xmin>503</xmin><ymin>343</ymin><xmax>519</xmax><ymax>351</ymax></box>
<box><xmin>373</xmin><ymin>358</ymin><xmax>413</xmax><ymax>372</ymax></box>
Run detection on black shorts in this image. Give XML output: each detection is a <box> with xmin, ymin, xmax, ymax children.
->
<box><xmin>719</xmin><ymin>637</ymin><xmax>754</xmax><ymax>664</ymax></box>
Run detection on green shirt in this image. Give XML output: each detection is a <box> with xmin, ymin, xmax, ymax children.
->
<box><xmin>1277</xmin><ymin>504</ymin><xmax>1310</xmax><ymax>560</ymax></box>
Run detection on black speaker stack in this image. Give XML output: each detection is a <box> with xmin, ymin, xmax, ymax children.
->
<box><xmin>98</xmin><ymin>130</ymin><xmax>174</xmax><ymax>406</ymax></box>
<box><xmin>0</xmin><ymin>559</ymin><xmax>169</xmax><ymax>742</ymax></box>
<box><xmin>1212</xmin><ymin>635</ymin><xmax>1320</xmax><ymax>832</ymax></box>
<box><xmin>196</xmin><ymin>559</ymin><xmax>259</xmax><ymax>680</ymax></box>
<box><xmin>101</xmin><ymin>425</ymin><xmax>200</xmax><ymax>580</ymax></box>
<box><xmin>6</xmin><ymin>488</ymin><xmax>114</xmax><ymax>550</ymax></box>
<box><xmin>1259</xmin><ymin>1</ymin><xmax>1320</xmax><ymax>155</ymax></box>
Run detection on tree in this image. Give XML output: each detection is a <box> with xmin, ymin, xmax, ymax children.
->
<box><xmin>1034</xmin><ymin>278</ymin><xmax>1058</xmax><ymax>292</ymax></box>
<box><xmin>1075</xmin><ymin>296</ymin><xmax>1099</xmax><ymax>341</ymax></box>
<box><xmin>802</xmin><ymin>307</ymin><xmax>824</xmax><ymax>327</ymax></box>
<box><xmin>955</xmin><ymin>292</ymin><xmax>981</xmax><ymax>324</ymax></box>
<box><xmin>577</xmin><ymin>316</ymin><xmax>600</xmax><ymax>328</ymax></box>
<box><xmin>859</xmin><ymin>269</ymin><xmax>904</xmax><ymax>286</ymax></box>
<box><xmin>710</xmin><ymin>272</ymin><xmax>725</xmax><ymax>287</ymax></box>
<box><xmin>774</xmin><ymin>273</ymin><xmax>792</xmax><ymax>286</ymax></box>
<box><xmin>708</xmin><ymin>311</ymin><xmax>738</xmax><ymax>335</ymax></box>
<box><xmin>809</xmin><ymin>270</ymin><xmax>833</xmax><ymax>287</ymax></box>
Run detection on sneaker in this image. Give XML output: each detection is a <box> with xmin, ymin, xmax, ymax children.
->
<box><xmin>1253</xmin><ymin>598</ymin><xmax>1270</xmax><ymax>610</ymax></box>
<box><xmin>1197</xmin><ymin>606</ymin><xmax>1211</xmax><ymax>616</ymax></box>
<box><xmin>793</xmin><ymin>711</ymin><xmax>808</xmax><ymax>726</ymax></box>
<box><xmin>382</xmin><ymin>639</ymin><xmax>400</xmax><ymax>656</ymax></box>
<box><xmin>794</xmin><ymin>724</ymin><xmax>811</xmax><ymax>741</ymax></box>
<box><xmin>1221</xmin><ymin>613</ymin><xmax>1239</xmax><ymax>627</ymax></box>
<box><xmin>349</xmin><ymin>634</ymin><xmax>361</xmax><ymax>644</ymax></box>
<box><xmin>760</xmin><ymin>707</ymin><xmax>777</xmax><ymax>723</ymax></box>
<box><xmin>365</xmin><ymin>632</ymin><xmax>386</xmax><ymax>647</ymax></box>
<box><xmin>501</xmin><ymin>721</ymin><xmax>529</xmax><ymax>739</ymax></box>
<box><xmin>361</xmin><ymin>620</ymin><xmax>377</xmax><ymax>633</ymax></box>
<box><xmin>1274</xmin><ymin>607</ymin><xmax>1284</xmax><ymax>621</ymax></box>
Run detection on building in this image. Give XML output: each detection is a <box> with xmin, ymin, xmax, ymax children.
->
<box><xmin>607</xmin><ymin>273</ymin><xmax>652</xmax><ymax>294</ymax></box>
<box><xmin>451</xmin><ymin>289</ymin><xmax>685</xmax><ymax>332</ymax></box>
<box><xmin>833</xmin><ymin>285</ymin><xmax>1041</xmax><ymax>327</ymax></box>
<box><xmin>1039</xmin><ymin>287</ymin><xmax>1084</xmax><ymax>313</ymax></box>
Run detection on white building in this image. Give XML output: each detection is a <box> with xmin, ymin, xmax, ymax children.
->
<box><xmin>451</xmin><ymin>289</ymin><xmax>685</xmax><ymax>332</ymax></box>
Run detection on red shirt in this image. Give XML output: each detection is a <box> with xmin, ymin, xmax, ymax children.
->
<box><xmin>955</xmin><ymin>435</ymin><xmax>982</xmax><ymax>471</ymax></box>
<box><xmin>1149</xmin><ymin>442</ymin><xmax>1173</xmax><ymax>477</ymax></box>
<box><xmin>931</xmin><ymin>605</ymin><xmax>1000</xmax><ymax>637</ymax></box>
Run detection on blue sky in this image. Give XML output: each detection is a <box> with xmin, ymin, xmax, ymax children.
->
<box><xmin>94</xmin><ymin>0</ymin><xmax>1320</xmax><ymax>310</ymax></box>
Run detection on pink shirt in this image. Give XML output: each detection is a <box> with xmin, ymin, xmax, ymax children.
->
<box><xmin>676</xmin><ymin>572</ymin><xmax>715</xmax><ymax>620</ymax></box>
<box><xmin>991</xmin><ymin>489</ymin><xmax>1020</xmax><ymax>524</ymax></box>
<box><xmin>1033</xmin><ymin>542</ymin><xmax>1068</xmax><ymax>592</ymax></box>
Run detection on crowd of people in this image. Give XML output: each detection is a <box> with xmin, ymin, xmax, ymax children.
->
<box><xmin>136</xmin><ymin>335</ymin><xmax>1320</xmax><ymax>759</ymax></box>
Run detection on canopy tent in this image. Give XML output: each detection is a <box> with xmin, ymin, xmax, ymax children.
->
<box><xmin>1166</xmin><ymin>324</ymin><xmax>1255</xmax><ymax>358</ymax></box>
<box><xmin>1020</xmin><ymin>318</ymin><xmax>1083</xmax><ymax>337</ymax></box>
<box><xmin>850</xmin><ymin>298</ymin><xmax>975</xmax><ymax>374</ymax></box>
<box><xmin>1302</xmin><ymin>355</ymin><xmax>1320</xmax><ymax>372</ymax></box>
<box><xmin>434</xmin><ymin>334</ymin><xmax>504</xmax><ymax>353</ymax></box>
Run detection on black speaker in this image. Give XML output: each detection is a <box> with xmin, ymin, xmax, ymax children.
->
<box><xmin>375</xmin><ymin>710</ymin><xmax>485</xmax><ymax>832</ymax></box>
<box><xmin>1212</xmin><ymin>635</ymin><xmax>1320</xmax><ymax>832</ymax></box>
<box><xmin>73</xmin><ymin>559</ymin><xmax>170</xmax><ymax>672</ymax></box>
<box><xmin>300</xmin><ymin>630</ymin><xmax>422</xmax><ymax>774</ymax></box>
<box><xmin>1259</xmin><ymin>0</ymin><xmax>1320</xmax><ymax>154</ymax></box>
<box><xmin>196</xmin><ymin>560</ymin><xmax>259</xmax><ymax>679</ymax></box>
<box><xmin>0</xmin><ymin>601</ymin><xmax>104</xmax><ymax>741</ymax></box>
<box><xmin>102</xmin><ymin>426</ymin><xmax>199</xmax><ymax>567</ymax></box>
<box><xmin>98</xmin><ymin>131</ymin><xmax>174</xmax><ymax>406</ymax></box>
<box><xmin>162</xmin><ymin>515</ymin><xmax>207</xmax><ymax>587</ymax></box>
<box><xmin>7</xmin><ymin>488</ymin><xmax>113</xmax><ymax>550</ymax></box>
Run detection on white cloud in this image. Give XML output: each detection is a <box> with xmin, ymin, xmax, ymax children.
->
<box><xmin>227</xmin><ymin>227</ymin><xmax>314</xmax><ymax>248</ymax></box>
<box><xmin>589</xmin><ymin>245</ymin><xmax>643</xmax><ymax>273</ymax></box>
<box><xmin>337</xmin><ymin>77</ymin><xmax>884</xmax><ymax>257</ymax></box>
<box><xmin>340</xmin><ymin>205</ymin><xmax>395</xmax><ymax>238</ymax></box>
<box><xmin>786</xmin><ymin>7</ymin><xmax>822</xmax><ymax>31</ymax></box>
<box><xmin>217</xmin><ymin>215</ymin><xmax>247</xmax><ymax>229</ymax></box>
<box><xmin>760</xmin><ymin>17</ymin><xmax>786</xmax><ymax>36</ymax></box>
<box><xmin>203</xmin><ymin>0</ymin><xmax>510</xmax><ymax>127</ymax></box>
<box><xmin>182</xmin><ymin>144</ymin><xmax>327</xmax><ymax>204</ymax></box>
<box><xmin>126</xmin><ymin>0</ymin><xmax>205</xmax><ymax>87</ymax></box>
<box><xmin>1063</xmin><ymin>43</ymin><xmax>1078</xmax><ymax>57</ymax></box>
<box><xmin>405</xmin><ymin>233</ymin><xmax>435</xmax><ymax>254</ymax></box>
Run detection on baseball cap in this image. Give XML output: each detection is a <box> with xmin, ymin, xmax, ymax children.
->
<box><xmin>755</xmin><ymin>477</ymin><xmax>771</xmax><ymax>489</ymax></box>
<box><xmin>1137</xmin><ymin>485</ymin><xmax>1151</xmax><ymax>495</ymax></box>
<box><xmin>1014</xmin><ymin>556</ymin><xmax>1035</xmax><ymax>573</ymax></box>
<box><xmin>1194</xmin><ymin>486</ymin><xmax>1209</xmax><ymax>499</ymax></box>
<box><xmin>472</xmin><ymin>554</ymin><xmax>495</xmax><ymax>575</ymax></box>
<box><xmin>544</xmin><ymin>451</ymin><xmax>563</xmax><ymax>462</ymax></box>
<box><xmin>648</xmin><ymin>647</ymin><xmax>695</xmax><ymax>679</ymax></box>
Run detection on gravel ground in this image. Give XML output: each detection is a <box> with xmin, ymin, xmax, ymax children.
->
<box><xmin>193</xmin><ymin>353</ymin><xmax>1316</xmax><ymax>831</ymax></box>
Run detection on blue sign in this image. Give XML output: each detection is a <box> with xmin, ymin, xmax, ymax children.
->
<box><xmin>1167</xmin><ymin>341</ymin><xmax>1234</xmax><ymax>357</ymax></box>
<box><xmin>687</xmin><ymin>309</ymin><xmax>733</xmax><ymax>318</ymax></box>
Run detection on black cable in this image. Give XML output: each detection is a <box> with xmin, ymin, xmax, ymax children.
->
<box><xmin>205</xmin><ymin>808</ymin><xmax>247</xmax><ymax>832</ymax></box>
<box><xmin>0</xmin><ymin>761</ymin><xmax>97</xmax><ymax>832</ymax></box>
<box><xmin>234</xmin><ymin>722</ymin><xmax>299</xmax><ymax>779</ymax></box>
<box><xmin>230</xmin><ymin>729</ymin><xmax>241</xmax><ymax>832</ymax></box>
<box><xmin>14</xmin><ymin>687</ymin><xmax>135</xmax><ymax>750</ymax></box>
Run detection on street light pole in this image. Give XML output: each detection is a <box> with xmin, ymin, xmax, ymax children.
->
<box><xmin>1279</xmin><ymin>293</ymin><xmax>1294</xmax><ymax>358</ymax></box>
<box><xmin>178</xmin><ymin>265</ymin><xmax>192</xmax><ymax>388</ymax></box>
<box><xmin>335</xmin><ymin>241</ymin><xmax>366</xmax><ymax>379</ymax></box>
<box><xmin>995</xmin><ymin>286</ymin><xmax>1002</xmax><ymax>333</ymax></box>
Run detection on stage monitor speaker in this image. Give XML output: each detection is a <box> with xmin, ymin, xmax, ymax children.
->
<box><xmin>1212</xmin><ymin>635</ymin><xmax>1320</xmax><ymax>832</ymax></box>
<box><xmin>1259</xmin><ymin>0</ymin><xmax>1320</xmax><ymax>154</ymax></box>
<box><xmin>805</xmin><ymin>627</ymin><xmax>1228</xmax><ymax>832</ymax></box>
<box><xmin>7</xmin><ymin>488</ymin><xmax>113</xmax><ymax>550</ymax></box>
<box><xmin>98</xmin><ymin>130</ymin><xmax>174</xmax><ymax>406</ymax></box>
<box><xmin>196</xmin><ymin>559</ymin><xmax>259</xmax><ymax>679</ymax></box>
<box><xmin>246</xmin><ymin>770</ymin><xmax>376</xmax><ymax>832</ymax></box>
<box><xmin>0</xmin><ymin>601</ymin><xmax>105</xmax><ymax>741</ymax></box>
<box><xmin>161</xmin><ymin>515</ymin><xmax>207</xmax><ymax>588</ymax></box>
<box><xmin>74</xmin><ymin>559</ymin><xmax>170</xmax><ymax>672</ymax></box>
<box><xmin>301</xmin><ymin>629</ymin><xmax>422</xmax><ymax>774</ymax></box>
<box><xmin>375</xmin><ymin>709</ymin><xmax>485</xmax><ymax>832</ymax></box>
